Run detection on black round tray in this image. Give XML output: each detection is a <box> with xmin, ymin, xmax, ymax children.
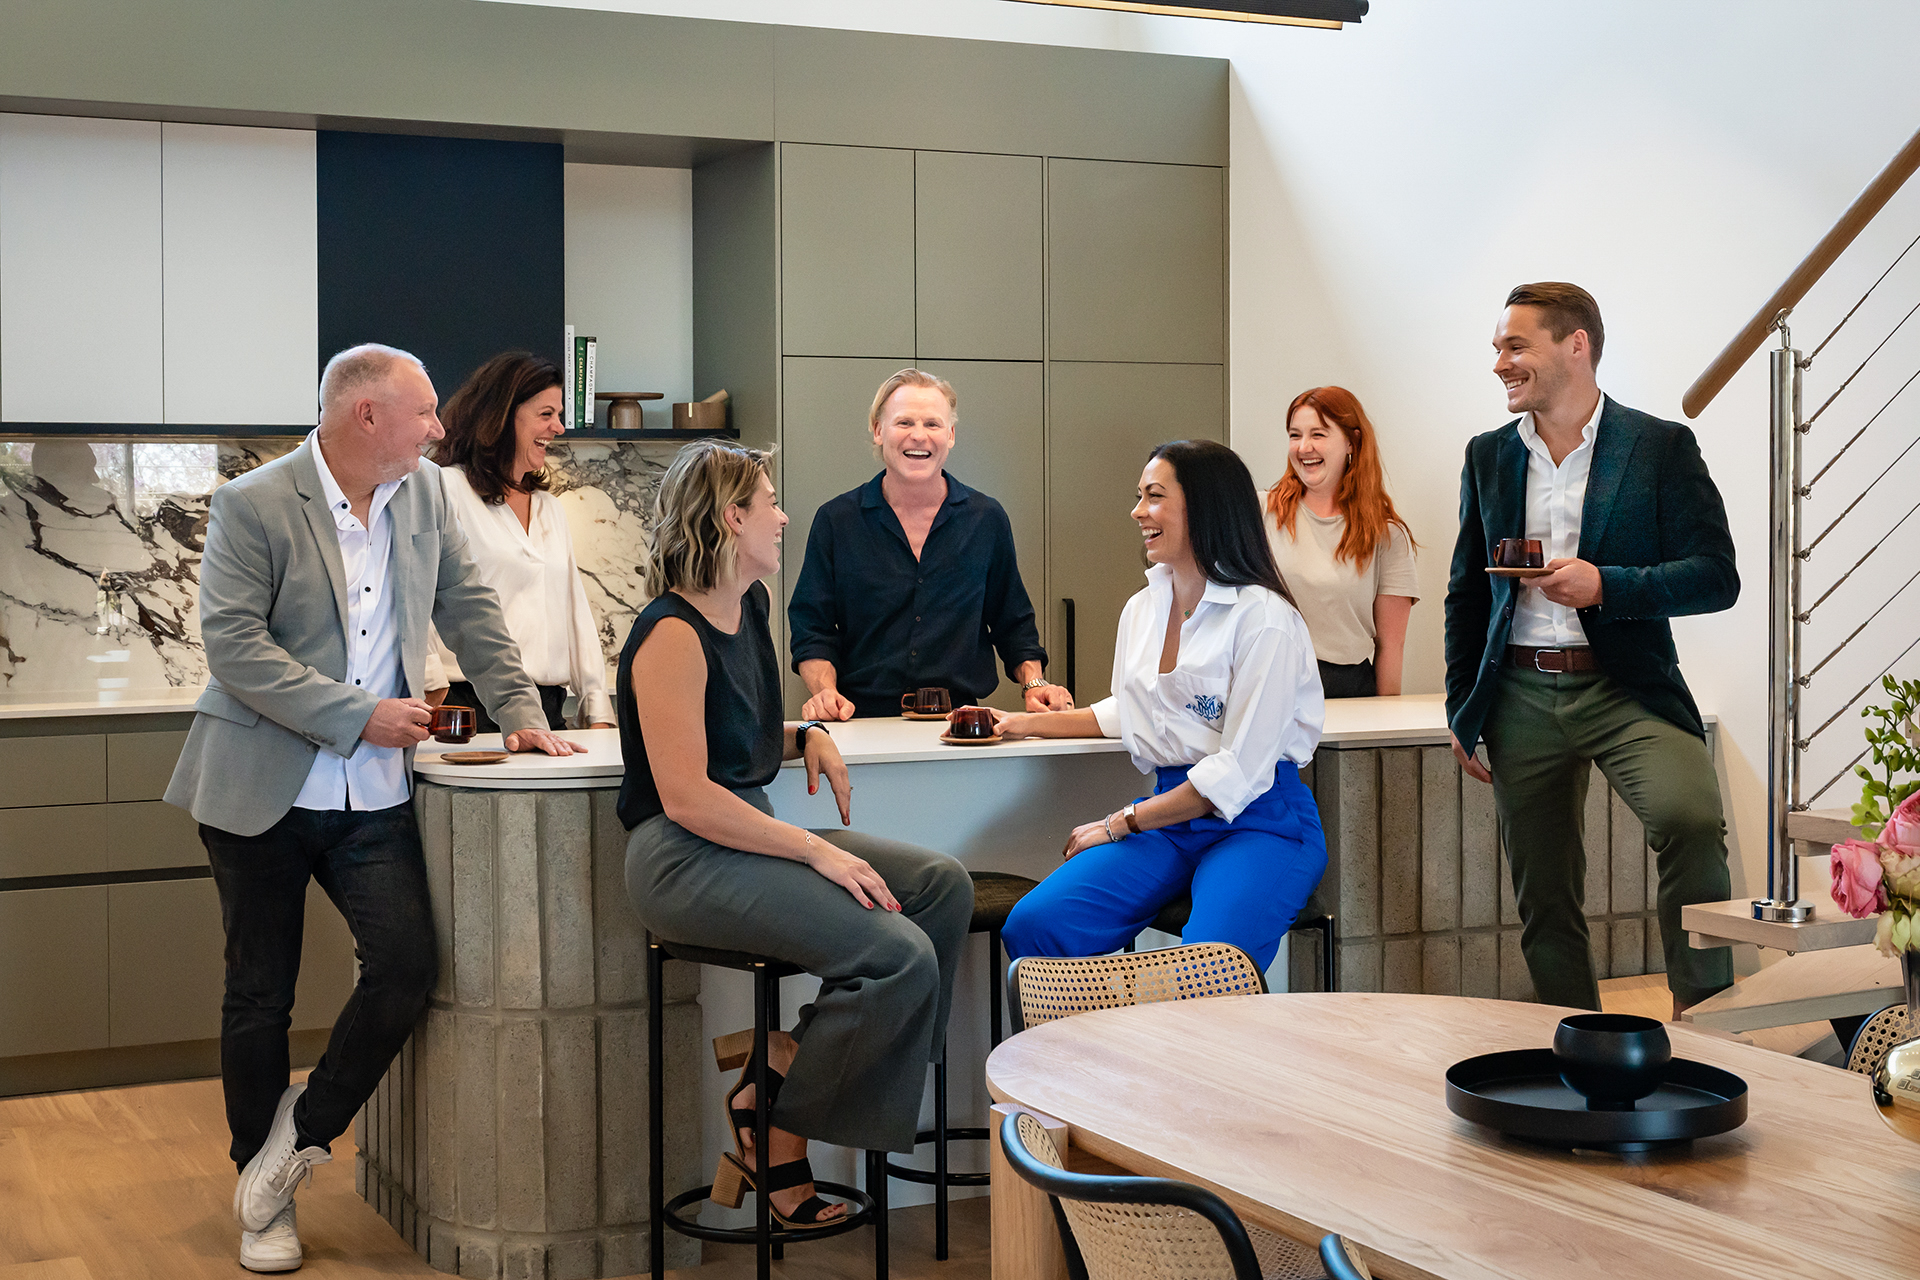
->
<box><xmin>1445</xmin><ymin>1048</ymin><xmax>1748</xmax><ymax>1152</ymax></box>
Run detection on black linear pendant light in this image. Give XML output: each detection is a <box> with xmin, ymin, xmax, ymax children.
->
<box><xmin>1010</xmin><ymin>0</ymin><xmax>1366</xmax><ymax>27</ymax></box>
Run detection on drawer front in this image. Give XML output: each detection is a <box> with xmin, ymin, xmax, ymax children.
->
<box><xmin>0</xmin><ymin>885</ymin><xmax>109</xmax><ymax>1056</ymax></box>
<box><xmin>0</xmin><ymin>735</ymin><xmax>105</xmax><ymax>808</ymax></box>
<box><xmin>109</xmin><ymin>878</ymin><xmax>225</xmax><ymax>1046</ymax></box>
<box><xmin>107</xmin><ymin>800</ymin><xmax>207</xmax><ymax>871</ymax></box>
<box><xmin>107</xmin><ymin>729</ymin><xmax>189</xmax><ymax>802</ymax></box>
<box><xmin>0</xmin><ymin>804</ymin><xmax>110</xmax><ymax>879</ymax></box>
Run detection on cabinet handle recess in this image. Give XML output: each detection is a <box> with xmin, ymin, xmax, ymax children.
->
<box><xmin>1062</xmin><ymin>598</ymin><xmax>1075</xmax><ymax>701</ymax></box>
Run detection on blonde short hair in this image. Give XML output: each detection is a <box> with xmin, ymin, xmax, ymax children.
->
<box><xmin>867</xmin><ymin>368</ymin><xmax>957</xmax><ymax>460</ymax></box>
<box><xmin>645</xmin><ymin>440</ymin><xmax>776</xmax><ymax>597</ymax></box>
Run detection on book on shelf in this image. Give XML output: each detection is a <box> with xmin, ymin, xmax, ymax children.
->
<box><xmin>572</xmin><ymin>334</ymin><xmax>596</xmax><ymax>430</ymax></box>
<box><xmin>562</xmin><ymin>324</ymin><xmax>576</xmax><ymax>430</ymax></box>
<box><xmin>583</xmin><ymin>337</ymin><xmax>597</xmax><ymax>429</ymax></box>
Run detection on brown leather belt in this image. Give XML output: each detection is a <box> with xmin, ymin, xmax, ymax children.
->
<box><xmin>1507</xmin><ymin>645</ymin><xmax>1601</xmax><ymax>673</ymax></box>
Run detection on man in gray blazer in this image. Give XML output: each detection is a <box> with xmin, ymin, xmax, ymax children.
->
<box><xmin>166</xmin><ymin>343</ymin><xmax>582</xmax><ymax>1273</ymax></box>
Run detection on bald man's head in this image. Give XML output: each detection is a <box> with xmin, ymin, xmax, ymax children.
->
<box><xmin>316</xmin><ymin>344</ymin><xmax>444</xmax><ymax>486</ymax></box>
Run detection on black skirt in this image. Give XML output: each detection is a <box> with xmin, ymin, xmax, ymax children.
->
<box><xmin>1317</xmin><ymin>659</ymin><xmax>1376</xmax><ymax>699</ymax></box>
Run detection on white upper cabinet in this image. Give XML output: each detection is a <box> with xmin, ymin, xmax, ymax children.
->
<box><xmin>162</xmin><ymin>123</ymin><xmax>317</xmax><ymax>426</ymax></box>
<box><xmin>0</xmin><ymin>114</ymin><xmax>164</xmax><ymax>423</ymax></box>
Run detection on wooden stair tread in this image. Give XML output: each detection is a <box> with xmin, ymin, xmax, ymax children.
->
<box><xmin>1684</xmin><ymin>945</ymin><xmax>1903</xmax><ymax>1031</ymax></box>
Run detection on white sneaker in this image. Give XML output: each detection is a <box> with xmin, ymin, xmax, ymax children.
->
<box><xmin>233</xmin><ymin>1083</ymin><xmax>333</xmax><ymax>1232</ymax></box>
<box><xmin>240</xmin><ymin>1203</ymin><xmax>303</xmax><ymax>1272</ymax></box>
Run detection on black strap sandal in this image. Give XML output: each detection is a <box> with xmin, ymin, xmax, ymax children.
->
<box><xmin>711</xmin><ymin>1152</ymin><xmax>847</xmax><ymax>1228</ymax></box>
<box><xmin>721</xmin><ymin>1055</ymin><xmax>785</xmax><ymax>1163</ymax></box>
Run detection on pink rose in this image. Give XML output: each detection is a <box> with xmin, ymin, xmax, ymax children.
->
<box><xmin>1832</xmin><ymin>838</ymin><xmax>1888</xmax><ymax>918</ymax></box>
<box><xmin>1879</xmin><ymin>790</ymin><xmax>1920</xmax><ymax>856</ymax></box>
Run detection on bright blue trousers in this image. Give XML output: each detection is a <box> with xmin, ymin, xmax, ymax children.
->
<box><xmin>1001</xmin><ymin>762</ymin><xmax>1328</xmax><ymax>971</ymax></box>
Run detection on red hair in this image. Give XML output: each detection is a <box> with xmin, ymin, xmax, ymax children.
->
<box><xmin>1265</xmin><ymin>386</ymin><xmax>1414</xmax><ymax>570</ymax></box>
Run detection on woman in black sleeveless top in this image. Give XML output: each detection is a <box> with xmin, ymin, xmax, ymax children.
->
<box><xmin>618</xmin><ymin>441</ymin><xmax>972</xmax><ymax>1230</ymax></box>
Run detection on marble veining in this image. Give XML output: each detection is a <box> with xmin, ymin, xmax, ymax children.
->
<box><xmin>0</xmin><ymin>437</ymin><xmax>681</xmax><ymax>696</ymax></box>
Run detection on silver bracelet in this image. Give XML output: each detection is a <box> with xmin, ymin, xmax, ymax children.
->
<box><xmin>1102</xmin><ymin>814</ymin><xmax>1118</xmax><ymax>843</ymax></box>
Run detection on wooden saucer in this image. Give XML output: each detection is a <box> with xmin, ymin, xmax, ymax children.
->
<box><xmin>1486</xmin><ymin>566</ymin><xmax>1554</xmax><ymax>579</ymax></box>
<box><xmin>440</xmin><ymin>750</ymin><xmax>510</xmax><ymax>765</ymax></box>
<box><xmin>901</xmin><ymin>710</ymin><xmax>953</xmax><ymax>721</ymax></box>
<box><xmin>939</xmin><ymin>732</ymin><xmax>1003</xmax><ymax>746</ymax></box>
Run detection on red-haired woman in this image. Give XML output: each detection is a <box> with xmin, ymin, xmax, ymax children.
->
<box><xmin>1266</xmin><ymin>387</ymin><xmax>1418</xmax><ymax>698</ymax></box>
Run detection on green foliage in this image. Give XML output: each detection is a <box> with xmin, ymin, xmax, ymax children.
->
<box><xmin>1853</xmin><ymin>673</ymin><xmax>1920</xmax><ymax>837</ymax></box>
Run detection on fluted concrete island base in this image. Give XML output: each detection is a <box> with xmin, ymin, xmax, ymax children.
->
<box><xmin>354</xmin><ymin>781</ymin><xmax>703</xmax><ymax>1279</ymax></box>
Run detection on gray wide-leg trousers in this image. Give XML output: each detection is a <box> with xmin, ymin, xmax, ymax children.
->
<box><xmin>625</xmin><ymin>787</ymin><xmax>974</xmax><ymax>1154</ymax></box>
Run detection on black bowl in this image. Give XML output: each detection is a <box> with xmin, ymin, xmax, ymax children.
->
<box><xmin>1552</xmin><ymin>1013</ymin><xmax>1671</xmax><ymax>1109</ymax></box>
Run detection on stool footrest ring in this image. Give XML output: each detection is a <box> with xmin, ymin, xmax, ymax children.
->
<box><xmin>661</xmin><ymin>1180</ymin><xmax>875</xmax><ymax>1245</ymax></box>
<box><xmin>884</xmin><ymin>1125</ymin><xmax>991</xmax><ymax>1185</ymax></box>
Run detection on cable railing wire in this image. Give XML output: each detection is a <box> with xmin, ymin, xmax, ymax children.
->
<box><xmin>1802</xmin><ymin>392</ymin><xmax>1920</xmax><ymax>553</ymax></box>
<box><xmin>1805</xmin><ymin>361</ymin><xmax>1920</xmax><ymax>490</ymax></box>
<box><xmin>1800</xmin><ymin>493</ymin><xmax>1920</xmax><ymax>618</ymax></box>
<box><xmin>1804</xmin><ymin>298</ymin><xmax>1920</xmax><ymax>431</ymax></box>
<box><xmin>1802</xmin><ymin>631</ymin><xmax>1920</xmax><ymax>745</ymax></box>
<box><xmin>1807</xmin><ymin>228</ymin><xmax>1920</xmax><ymax>364</ymax></box>
<box><xmin>1800</xmin><ymin>563</ymin><xmax>1920</xmax><ymax>681</ymax></box>
<box><xmin>1806</xmin><ymin>742</ymin><xmax>1873</xmax><ymax>807</ymax></box>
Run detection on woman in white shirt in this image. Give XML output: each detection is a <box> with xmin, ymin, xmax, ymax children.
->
<box><xmin>990</xmin><ymin>440</ymin><xmax>1327</xmax><ymax>970</ymax></box>
<box><xmin>425</xmin><ymin>352</ymin><xmax>615</xmax><ymax>731</ymax></box>
<box><xmin>1267</xmin><ymin>386</ymin><xmax>1417</xmax><ymax>698</ymax></box>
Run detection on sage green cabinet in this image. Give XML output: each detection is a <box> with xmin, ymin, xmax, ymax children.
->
<box><xmin>915</xmin><ymin>152</ymin><xmax>1043</xmax><ymax>361</ymax></box>
<box><xmin>1047</xmin><ymin>159</ymin><xmax>1224</xmax><ymax>365</ymax></box>
<box><xmin>109</xmin><ymin>878</ymin><xmax>225</xmax><ymax>1046</ymax></box>
<box><xmin>109</xmin><ymin>800</ymin><xmax>207</xmax><ymax>871</ymax></box>
<box><xmin>106</xmin><ymin>728</ymin><xmax>189</xmax><ymax>801</ymax></box>
<box><xmin>0</xmin><ymin>804</ymin><xmax>110</xmax><ymax>879</ymax></box>
<box><xmin>1046</xmin><ymin>362</ymin><xmax>1225</xmax><ymax>706</ymax></box>
<box><xmin>781</xmin><ymin>143</ymin><xmax>915</xmax><ymax>358</ymax></box>
<box><xmin>0</xmin><ymin>885</ymin><xmax>109</xmax><ymax>1057</ymax></box>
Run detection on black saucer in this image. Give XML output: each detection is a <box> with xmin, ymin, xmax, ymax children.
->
<box><xmin>1445</xmin><ymin>1049</ymin><xmax>1747</xmax><ymax>1152</ymax></box>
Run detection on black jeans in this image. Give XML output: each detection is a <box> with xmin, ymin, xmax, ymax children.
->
<box><xmin>441</xmin><ymin>680</ymin><xmax>566</xmax><ymax>734</ymax></box>
<box><xmin>201</xmin><ymin>803</ymin><xmax>437</xmax><ymax>1170</ymax></box>
<box><xmin>1317</xmin><ymin>659</ymin><xmax>1377</xmax><ymax>699</ymax></box>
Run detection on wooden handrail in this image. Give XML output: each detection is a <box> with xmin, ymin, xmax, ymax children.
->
<box><xmin>1683</xmin><ymin>124</ymin><xmax>1920</xmax><ymax>419</ymax></box>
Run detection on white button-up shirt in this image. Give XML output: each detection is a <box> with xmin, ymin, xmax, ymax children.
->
<box><xmin>1511</xmin><ymin>393</ymin><xmax>1605</xmax><ymax>648</ymax></box>
<box><xmin>1089</xmin><ymin>564</ymin><xmax>1324</xmax><ymax>823</ymax></box>
<box><xmin>424</xmin><ymin>466</ymin><xmax>614</xmax><ymax>725</ymax></box>
<box><xmin>292</xmin><ymin>431</ymin><xmax>410</xmax><ymax>811</ymax></box>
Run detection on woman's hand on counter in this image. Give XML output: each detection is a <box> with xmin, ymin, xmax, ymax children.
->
<box><xmin>804</xmin><ymin>728</ymin><xmax>854</xmax><ymax>825</ymax></box>
<box><xmin>992</xmin><ymin>706</ymin><xmax>1104</xmax><ymax>740</ymax></box>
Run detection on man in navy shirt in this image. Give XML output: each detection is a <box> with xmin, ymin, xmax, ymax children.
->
<box><xmin>790</xmin><ymin>368</ymin><xmax>1072</xmax><ymax>720</ymax></box>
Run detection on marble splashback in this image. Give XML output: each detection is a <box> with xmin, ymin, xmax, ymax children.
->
<box><xmin>0</xmin><ymin>437</ymin><xmax>675</xmax><ymax>696</ymax></box>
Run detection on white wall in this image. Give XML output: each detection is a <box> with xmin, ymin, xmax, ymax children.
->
<box><xmin>563</xmin><ymin>162</ymin><xmax>693</xmax><ymax>430</ymax></box>
<box><xmin>505</xmin><ymin>0</ymin><xmax>1920</xmax><ymax>915</ymax></box>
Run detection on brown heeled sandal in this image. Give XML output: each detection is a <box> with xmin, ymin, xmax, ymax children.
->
<box><xmin>714</xmin><ymin>1030</ymin><xmax>786</xmax><ymax>1165</ymax></box>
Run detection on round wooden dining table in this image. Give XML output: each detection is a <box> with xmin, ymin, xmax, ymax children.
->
<box><xmin>984</xmin><ymin>992</ymin><xmax>1920</xmax><ymax>1280</ymax></box>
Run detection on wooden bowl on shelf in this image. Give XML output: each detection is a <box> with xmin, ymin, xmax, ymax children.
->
<box><xmin>594</xmin><ymin>392</ymin><xmax>663</xmax><ymax>432</ymax></box>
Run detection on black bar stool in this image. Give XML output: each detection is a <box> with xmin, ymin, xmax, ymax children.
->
<box><xmin>648</xmin><ymin>933</ymin><xmax>888</xmax><ymax>1280</ymax></box>
<box><xmin>884</xmin><ymin>870</ymin><xmax>1039</xmax><ymax>1261</ymax></box>
<box><xmin>1132</xmin><ymin>895</ymin><xmax>1339</xmax><ymax>990</ymax></box>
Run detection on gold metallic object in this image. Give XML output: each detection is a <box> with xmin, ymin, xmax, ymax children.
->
<box><xmin>1871</xmin><ymin>950</ymin><xmax>1920</xmax><ymax>1143</ymax></box>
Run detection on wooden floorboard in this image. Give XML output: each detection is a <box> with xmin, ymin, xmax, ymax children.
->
<box><xmin>0</xmin><ymin>1069</ymin><xmax>986</xmax><ymax>1280</ymax></box>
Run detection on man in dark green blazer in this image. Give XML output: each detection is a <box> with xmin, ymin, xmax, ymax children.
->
<box><xmin>1444</xmin><ymin>283</ymin><xmax>1737</xmax><ymax>1016</ymax></box>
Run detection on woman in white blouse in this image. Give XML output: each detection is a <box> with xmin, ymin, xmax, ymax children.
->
<box><xmin>1267</xmin><ymin>386</ymin><xmax>1417</xmax><ymax>698</ymax></box>
<box><xmin>991</xmin><ymin>440</ymin><xmax>1327</xmax><ymax>970</ymax></box>
<box><xmin>425</xmin><ymin>352</ymin><xmax>615</xmax><ymax>731</ymax></box>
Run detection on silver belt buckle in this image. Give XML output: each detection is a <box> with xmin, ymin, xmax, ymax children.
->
<box><xmin>1532</xmin><ymin>648</ymin><xmax>1564</xmax><ymax>673</ymax></box>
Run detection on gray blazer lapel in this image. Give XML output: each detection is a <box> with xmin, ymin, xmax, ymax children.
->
<box><xmin>1580</xmin><ymin>398</ymin><xmax>1639</xmax><ymax>557</ymax></box>
<box><xmin>290</xmin><ymin>443</ymin><xmax>352</xmax><ymax>635</ymax></box>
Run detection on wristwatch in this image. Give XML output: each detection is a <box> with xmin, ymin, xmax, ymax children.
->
<box><xmin>1121</xmin><ymin>802</ymin><xmax>1142</xmax><ymax>834</ymax></box>
<box><xmin>795</xmin><ymin>720</ymin><xmax>829</xmax><ymax>751</ymax></box>
<box><xmin>1020</xmin><ymin>678</ymin><xmax>1050</xmax><ymax>693</ymax></box>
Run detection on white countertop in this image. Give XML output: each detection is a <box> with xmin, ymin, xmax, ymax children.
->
<box><xmin>412</xmin><ymin>694</ymin><xmax>1464</xmax><ymax>788</ymax></box>
<box><xmin>0</xmin><ymin>687</ymin><xmax>203</xmax><ymax>719</ymax></box>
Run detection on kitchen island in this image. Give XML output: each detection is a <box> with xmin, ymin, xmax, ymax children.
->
<box><xmin>379</xmin><ymin>695</ymin><xmax>1689</xmax><ymax>1278</ymax></box>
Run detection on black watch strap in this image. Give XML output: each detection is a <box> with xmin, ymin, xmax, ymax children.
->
<box><xmin>796</xmin><ymin>719</ymin><xmax>828</xmax><ymax>750</ymax></box>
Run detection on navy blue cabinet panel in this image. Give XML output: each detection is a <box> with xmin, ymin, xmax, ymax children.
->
<box><xmin>317</xmin><ymin>132</ymin><xmax>563</xmax><ymax>393</ymax></box>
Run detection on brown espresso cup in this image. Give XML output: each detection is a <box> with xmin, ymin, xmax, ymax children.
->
<box><xmin>948</xmin><ymin>706</ymin><xmax>996</xmax><ymax>739</ymax></box>
<box><xmin>430</xmin><ymin>705</ymin><xmax>475</xmax><ymax>744</ymax></box>
<box><xmin>1494</xmin><ymin>537</ymin><xmax>1545</xmax><ymax>569</ymax></box>
<box><xmin>901</xmin><ymin>687</ymin><xmax>953</xmax><ymax>715</ymax></box>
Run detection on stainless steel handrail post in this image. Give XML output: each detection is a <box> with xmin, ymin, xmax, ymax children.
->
<box><xmin>1754</xmin><ymin>314</ymin><xmax>1815</xmax><ymax>923</ymax></box>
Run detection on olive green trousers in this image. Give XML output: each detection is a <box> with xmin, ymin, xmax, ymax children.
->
<box><xmin>1481</xmin><ymin>667</ymin><xmax>1734</xmax><ymax>1010</ymax></box>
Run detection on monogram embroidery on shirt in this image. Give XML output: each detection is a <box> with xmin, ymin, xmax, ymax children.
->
<box><xmin>1185</xmin><ymin>694</ymin><xmax>1224</xmax><ymax>724</ymax></box>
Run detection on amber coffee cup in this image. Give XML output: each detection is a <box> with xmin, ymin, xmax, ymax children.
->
<box><xmin>430</xmin><ymin>705</ymin><xmax>475</xmax><ymax>744</ymax></box>
<box><xmin>901</xmin><ymin>687</ymin><xmax>953</xmax><ymax>715</ymax></box>
<box><xmin>948</xmin><ymin>706</ymin><xmax>996</xmax><ymax>739</ymax></box>
<box><xmin>1495</xmin><ymin>538</ymin><xmax>1545</xmax><ymax>568</ymax></box>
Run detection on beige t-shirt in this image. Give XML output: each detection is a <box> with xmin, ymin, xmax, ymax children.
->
<box><xmin>1268</xmin><ymin>507</ymin><xmax>1419</xmax><ymax>666</ymax></box>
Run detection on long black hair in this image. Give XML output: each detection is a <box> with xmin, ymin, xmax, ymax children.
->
<box><xmin>1146</xmin><ymin>439</ymin><xmax>1296</xmax><ymax>607</ymax></box>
